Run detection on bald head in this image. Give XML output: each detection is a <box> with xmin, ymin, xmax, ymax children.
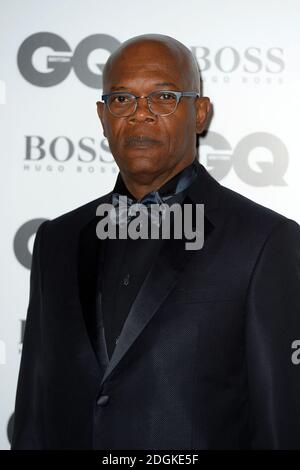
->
<box><xmin>102</xmin><ymin>33</ymin><xmax>201</xmax><ymax>95</ymax></box>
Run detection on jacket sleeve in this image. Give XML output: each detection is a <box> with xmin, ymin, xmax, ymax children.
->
<box><xmin>246</xmin><ymin>218</ymin><xmax>300</xmax><ymax>449</ymax></box>
<box><xmin>11</xmin><ymin>220</ymin><xmax>49</xmax><ymax>450</ymax></box>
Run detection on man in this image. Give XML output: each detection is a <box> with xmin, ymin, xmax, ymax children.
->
<box><xmin>12</xmin><ymin>34</ymin><xmax>300</xmax><ymax>450</ymax></box>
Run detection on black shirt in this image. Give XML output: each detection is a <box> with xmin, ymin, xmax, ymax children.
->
<box><xmin>101</xmin><ymin>160</ymin><xmax>198</xmax><ymax>359</ymax></box>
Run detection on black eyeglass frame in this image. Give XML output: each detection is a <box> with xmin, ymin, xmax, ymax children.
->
<box><xmin>101</xmin><ymin>90</ymin><xmax>200</xmax><ymax>117</ymax></box>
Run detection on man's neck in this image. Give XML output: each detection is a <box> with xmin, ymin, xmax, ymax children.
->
<box><xmin>120</xmin><ymin>158</ymin><xmax>196</xmax><ymax>201</ymax></box>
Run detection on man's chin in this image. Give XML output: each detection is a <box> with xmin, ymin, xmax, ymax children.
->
<box><xmin>116</xmin><ymin>155</ymin><xmax>163</xmax><ymax>176</ymax></box>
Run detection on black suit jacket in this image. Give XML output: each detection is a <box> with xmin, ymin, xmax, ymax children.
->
<box><xmin>11</xmin><ymin>161</ymin><xmax>300</xmax><ymax>449</ymax></box>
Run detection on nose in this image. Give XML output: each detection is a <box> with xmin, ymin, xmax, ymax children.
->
<box><xmin>128</xmin><ymin>96</ymin><xmax>156</xmax><ymax>122</ymax></box>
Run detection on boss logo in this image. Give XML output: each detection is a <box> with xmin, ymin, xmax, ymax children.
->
<box><xmin>24</xmin><ymin>136</ymin><xmax>113</xmax><ymax>163</ymax></box>
<box><xmin>191</xmin><ymin>46</ymin><xmax>284</xmax><ymax>74</ymax></box>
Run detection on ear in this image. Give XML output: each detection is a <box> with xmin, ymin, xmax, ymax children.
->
<box><xmin>96</xmin><ymin>101</ymin><xmax>107</xmax><ymax>138</ymax></box>
<box><xmin>195</xmin><ymin>97</ymin><xmax>212</xmax><ymax>134</ymax></box>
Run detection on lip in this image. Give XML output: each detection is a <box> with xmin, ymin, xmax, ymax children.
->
<box><xmin>124</xmin><ymin>135</ymin><xmax>161</xmax><ymax>147</ymax></box>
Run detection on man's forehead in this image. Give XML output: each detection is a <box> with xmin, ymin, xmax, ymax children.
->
<box><xmin>104</xmin><ymin>55</ymin><xmax>187</xmax><ymax>91</ymax></box>
<box><xmin>109</xmin><ymin>50</ymin><xmax>183</xmax><ymax>74</ymax></box>
<box><xmin>108</xmin><ymin>61</ymin><xmax>181</xmax><ymax>79</ymax></box>
<box><xmin>105</xmin><ymin>73</ymin><xmax>185</xmax><ymax>94</ymax></box>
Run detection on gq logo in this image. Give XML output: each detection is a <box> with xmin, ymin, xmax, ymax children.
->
<box><xmin>201</xmin><ymin>131</ymin><xmax>288</xmax><ymax>186</ymax></box>
<box><xmin>17</xmin><ymin>33</ymin><xmax>121</xmax><ymax>88</ymax></box>
<box><xmin>13</xmin><ymin>218</ymin><xmax>48</xmax><ymax>269</ymax></box>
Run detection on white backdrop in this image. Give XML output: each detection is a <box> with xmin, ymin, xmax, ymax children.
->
<box><xmin>0</xmin><ymin>0</ymin><xmax>299</xmax><ymax>449</ymax></box>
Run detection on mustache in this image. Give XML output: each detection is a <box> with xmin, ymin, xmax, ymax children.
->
<box><xmin>124</xmin><ymin>135</ymin><xmax>161</xmax><ymax>146</ymax></box>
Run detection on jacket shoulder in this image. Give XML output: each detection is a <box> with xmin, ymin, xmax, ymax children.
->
<box><xmin>218</xmin><ymin>182</ymin><xmax>298</xmax><ymax>232</ymax></box>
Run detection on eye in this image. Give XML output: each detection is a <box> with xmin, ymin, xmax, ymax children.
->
<box><xmin>158</xmin><ymin>92</ymin><xmax>176</xmax><ymax>100</ymax></box>
<box><xmin>113</xmin><ymin>94</ymin><xmax>130</xmax><ymax>103</ymax></box>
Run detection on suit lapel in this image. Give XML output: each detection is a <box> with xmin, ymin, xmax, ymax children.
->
<box><xmin>78</xmin><ymin>198</ymin><xmax>110</xmax><ymax>370</ymax></box>
<box><xmin>99</xmin><ymin>230</ymin><xmax>200</xmax><ymax>386</ymax></box>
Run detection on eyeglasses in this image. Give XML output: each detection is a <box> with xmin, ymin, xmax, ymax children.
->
<box><xmin>101</xmin><ymin>90</ymin><xmax>200</xmax><ymax>117</ymax></box>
